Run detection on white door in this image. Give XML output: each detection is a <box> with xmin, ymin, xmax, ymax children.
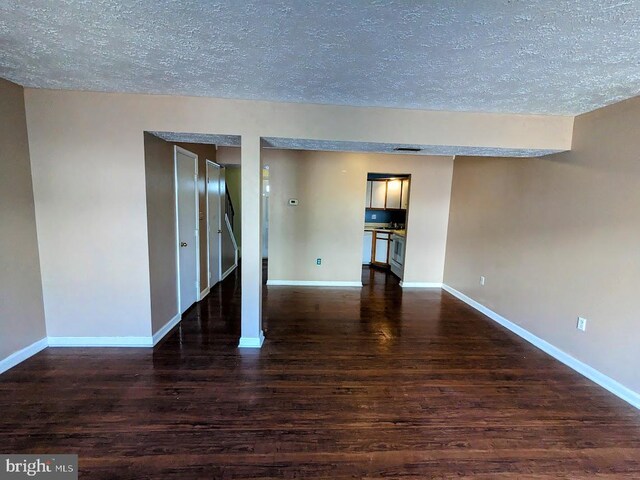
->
<box><xmin>207</xmin><ymin>161</ymin><xmax>222</xmax><ymax>288</ymax></box>
<box><xmin>175</xmin><ymin>147</ymin><xmax>199</xmax><ymax>314</ymax></box>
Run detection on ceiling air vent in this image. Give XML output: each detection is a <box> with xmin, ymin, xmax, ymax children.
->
<box><xmin>394</xmin><ymin>147</ymin><xmax>422</xmax><ymax>152</ymax></box>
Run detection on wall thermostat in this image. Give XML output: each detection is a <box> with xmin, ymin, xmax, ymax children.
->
<box><xmin>288</xmin><ymin>199</ymin><xmax>299</xmax><ymax>206</ymax></box>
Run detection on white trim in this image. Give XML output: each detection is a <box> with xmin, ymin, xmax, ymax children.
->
<box><xmin>220</xmin><ymin>213</ymin><xmax>239</xmax><ymax>282</ymax></box>
<box><xmin>0</xmin><ymin>338</ymin><xmax>48</xmax><ymax>375</ymax></box>
<box><xmin>47</xmin><ymin>337</ymin><xmax>153</xmax><ymax>347</ymax></box>
<box><xmin>221</xmin><ymin>263</ymin><xmax>237</xmax><ymax>281</ymax></box>
<box><xmin>174</xmin><ymin>146</ymin><xmax>200</xmax><ymax>314</ymax></box>
<box><xmin>199</xmin><ymin>286</ymin><xmax>210</xmax><ymax>301</ymax></box>
<box><xmin>400</xmin><ymin>281</ymin><xmax>443</xmax><ymax>288</ymax></box>
<box><xmin>152</xmin><ymin>313</ymin><xmax>182</xmax><ymax>346</ymax></box>
<box><xmin>266</xmin><ymin>280</ymin><xmax>362</xmax><ymax>287</ymax></box>
<box><xmin>238</xmin><ymin>331</ymin><xmax>265</xmax><ymax>348</ymax></box>
<box><xmin>206</xmin><ymin>160</ymin><xmax>223</xmax><ymax>289</ymax></box>
<box><xmin>225</xmin><ymin>213</ymin><xmax>238</xmax><ymax>267</ymax></box>
<box><xmin>442</xmin><ymin>284</ymin><xmax>640</xmax><ymax>410</ymax></box>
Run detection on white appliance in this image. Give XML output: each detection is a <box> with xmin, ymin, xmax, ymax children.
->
<box><xmin>390</xmin><ymin>234</ymin><xmax>405</xmax><ymax>278</ymax></box>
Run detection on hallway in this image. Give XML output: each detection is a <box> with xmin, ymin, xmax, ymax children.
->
<box><xmin>1</xmin><ymin>267</ymin><xmax>639</xmax><ymax>478</ymax></box>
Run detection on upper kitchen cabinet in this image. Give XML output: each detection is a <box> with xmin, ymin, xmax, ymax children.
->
<box><xmin>386</xmin><ymin>179</ymin><xmax>402</xmax><ymax>209</ymax></box>
<box><xmin>371</xmin><ymin>180</ymin><xmax>387</xmax><ymax>208</ymax></box>
<box><xmin>365</xmin><ymin>177</ymin><xmax>410</xmax><ymax>210</ymax></box>
<box><xmin>401</xmin><ymin>178</ymin><xmax>410</xmax><ymax>210</ymax></box>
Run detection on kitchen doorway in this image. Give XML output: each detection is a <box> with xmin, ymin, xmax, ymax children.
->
<box><xmin>362</xmin><ymin>173</ymin><xmax>410</xmax><ymax>280</ymax></box>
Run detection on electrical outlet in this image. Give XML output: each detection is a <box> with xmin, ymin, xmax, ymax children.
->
<box><xmin>480</xmin><ymin>276</ymin><xmax>485</xmax><ymax>286</ymax></box>
<box><xmin>316</xmin><ymin>258</ymin><xmax>322</xmax><ymax>266</ymax></box>
<box><xmin>371</xmin><ymin>214</ymin><xmax>377</xmax><ymax>219</ymax></box>
<box><xmin>577</xmin><ymin>317</ymin><xmax>587</xmax><ymax>332</ymax></box>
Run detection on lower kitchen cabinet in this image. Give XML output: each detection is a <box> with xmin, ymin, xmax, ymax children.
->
<box><xmin>362</xmin><ymin>231</ymin><xmax>373</xmax><ymax>264</ymax></box>
<box><xmin>373</xmin><ymin>231</ymin><xmax>390</xmax><ymax>265</ymax></box>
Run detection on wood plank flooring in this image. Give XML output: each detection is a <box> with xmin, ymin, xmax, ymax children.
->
<box><xmin>1</xmin><ymin>266</ymin><xmax>639</xmax><ymax>478</ymax></box>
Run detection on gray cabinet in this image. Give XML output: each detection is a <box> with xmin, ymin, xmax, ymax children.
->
<box><xmin>371</xmin><ymin>181</ymin><xmax>386</xmax><ymax>208</ymax></box>
<box><xmin>365</xmin><ymin>178</ymin><xmax>410</xmax><ymax>210</ymax></box>
<box><xmin>401</xmin><ymin>178</ymin><xmax>410</xmax><ymax>210</ymax></box>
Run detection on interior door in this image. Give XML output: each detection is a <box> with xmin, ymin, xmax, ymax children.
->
<box><xmin>175</xmin><ymin>147</ymin><xmax>199</xmax><ymax>313</ymax></box>
<box><xmin>207</xmin><ymin>161</ymin><xmax>222</xmax><ymax>288</ymax></box>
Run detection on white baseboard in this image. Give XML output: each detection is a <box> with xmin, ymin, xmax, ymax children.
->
<box><xmin>442</xmin><ymin>284</ymin><xmax>640</xmax><ymax>410</ymax></box>
<box><xmin>199</xmin><ymin>287</ymin><xmax>210</xmax><ymax>301</ymax></box>
<box><xmin>0</xmin><ymin>338</ymin><xmax>48</xmax><ymax>375</ymax></box>
<box><xmin>238</xmin><ymin>330</ymin><xmax>265</xmax><ymax>348</ymax></box>
<box><xmin>266</xmin><ymin>280</ymin><xmax>362</xmax><ymax>287</ymax></box>
<box><xmin>152</xmin><ymin>313</ymin><xmax>182</xmax><ymax>346</ymax></box>
<box><xmin>2</xmin><ymin>314</ymin><xmax>182</xmax><ymax>374</ymax></box>
<box><xmin>221</xmin><ymin>264</ymin><xmax>237</xmax><ymax>281</ymax></box>
<box><xmin>47</xmin><ymin>336</ymin><xmax>153</xmax><ymax>347</ymax></box>
<box><xmin>400</xmin><ymin>281</ymin><xmax>443</xmax><ymax>288</ymax></box>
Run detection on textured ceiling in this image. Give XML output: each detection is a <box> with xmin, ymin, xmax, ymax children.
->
<box><xmin>4</xmin><ymin>1</ymin><xmax>639</xmax><ymax>115</ymax></box>
<box><xmin>150</xmin><ymin>132</ymin><xmax>565</xmax><ymax>157</ymax></box>
<box><xmin>262</xmin><ymin>138</ymin><xmax>565</xmax><ymax>158</ymax></box>
<box><xmin>150</xmin><ymin>131</ymin><xmax>240</xmax><ymax>146</ymax></box>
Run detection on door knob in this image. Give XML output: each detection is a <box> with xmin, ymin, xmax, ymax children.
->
<box><xmin>180</xmin><ymin>242</ymin><xmax>188</xmax><ymax>247</ymax></box>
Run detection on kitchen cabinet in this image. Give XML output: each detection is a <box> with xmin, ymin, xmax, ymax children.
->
<box><xmin>386</xmin><ymin>179</ymin><xmax>402</xmax><ymax>209</ymax></box>
<box><xmin>365</xmin><ymin>181</ymin><xmax>372</xmax><ymax>208</ymax></box>
<box><xmin>401</xmin><ymin>178</ymin><xmax>410</xmax><ymax>210</ymax></box>
<box><xmin>371</xmin><ymin>181</ymin><xmax>387</xmax><ymax>208</ymax></box>
<box><xmin>362</xmin><ymin>231</ymin><xmax>373</xmax><ymax>264</ymax></box>
<box><xmin>365</xmin><ymin>178</ymin><xmax>410</xmax><ymax>210</ymax></box>
<box><xmin>373</xmin><ymin>231</ymin><xmax>390</xmax><ymax>265</ymax></box>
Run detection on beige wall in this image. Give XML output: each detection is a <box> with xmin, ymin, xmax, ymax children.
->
<box><xmin>0</xmin><ymin>78</ymin><xmax>47</xmax><ymax>359</ymax></box>
<box><xmin>214</xmin><ymin>147</ymin><xmax>453</xmax><ymax>284</ymax></box>
<box><xmin>444</xmin><ymin>96</ymin><xmax>640</xmax><ymax>393</ymax></box>
<box><xmin>264</xmin><ymin>149</ymin><xmax>453</xmax><ymax>284</ymax></box>
<box><xmin>23</xmin><ymin>88</ymin><xmax>572</xmax><ymax>338</ymax></box>
<box><xmin>144</xmin><ymin>135</ymin><xmax>217</xmax><ymax>334</ymax></box>
<box><xmin>143</xmin><ymin>133</ymin><xmax>178</xmax><ymax>333</ymax></box>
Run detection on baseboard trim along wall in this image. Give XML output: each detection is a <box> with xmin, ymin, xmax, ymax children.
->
<box><xmin>442</xmin><ymin>284</ymin><xmax>640</xmax><ymax>410</ymax></box>
<box><xmin>238</xmin><ymin>330</ymin><xmax>265</xmax><ymax>348</ymax></box>
<box><xmin>47</xmin><ymin>337</ymin><xmax>154</xmax><ymax>347</ymax></box>
<box><xmin>266</xmin><ymin>280</ymin><xmax>363</xmax><ymax>287</ymax></box>
<box><xmin>1</xmin><ymin>314</ymin><xmax>187</xmax><ymax>374</ymax></box>
<box><xmin>0</xmin><ymin>338</ymin><xmax>48</xmax><ymax>375</ymax></box>
<box><xmin>221</xmin><ymin>264</ymin><xmax>237</xmax><ymax>282</ymax></box>
<box><xmin>199</xmin><ymin>287</ymin><xmax>210</xmax><ymax>301</ymax></box>
<box><xmin>400</xmin><ymin>281</ymin><xmax>443</xmax><ymax>288</ymax></box>
<box><xmin>152</xmin><ymin>313</ymin><xmax>182</xmax><ymax>346</ymax></box>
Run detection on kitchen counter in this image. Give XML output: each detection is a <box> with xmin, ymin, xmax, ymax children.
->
<box><xmin>364</xmin><ymin>226</ymin><xmax>406</xmax><ymax>237</ymax></box>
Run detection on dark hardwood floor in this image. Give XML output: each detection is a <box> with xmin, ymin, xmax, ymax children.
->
<box><xmin>1</xmin><ymin>266</ymin><xmax>639</xmax><ymax>479</ymax></box>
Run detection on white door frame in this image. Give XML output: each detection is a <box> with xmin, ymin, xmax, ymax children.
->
<box><xmin>174</xmin><ymin>146</ymin><xmax>200</xmax><ymax>313</ymax></box>
<box><xmin>206</xmin><ymin>160</ymin><xmax>223</xmax><ymax>289</ymax></box>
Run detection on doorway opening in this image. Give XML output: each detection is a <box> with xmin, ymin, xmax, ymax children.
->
<box><xmin>144</xmin><ymin>132</ymin><xmax>241</xmax><ymax>328</ymax></box>
<box><xmin>363</xmin><ymin>173</ymin><xmax>410</xmax><ymax>280</ymax></box>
